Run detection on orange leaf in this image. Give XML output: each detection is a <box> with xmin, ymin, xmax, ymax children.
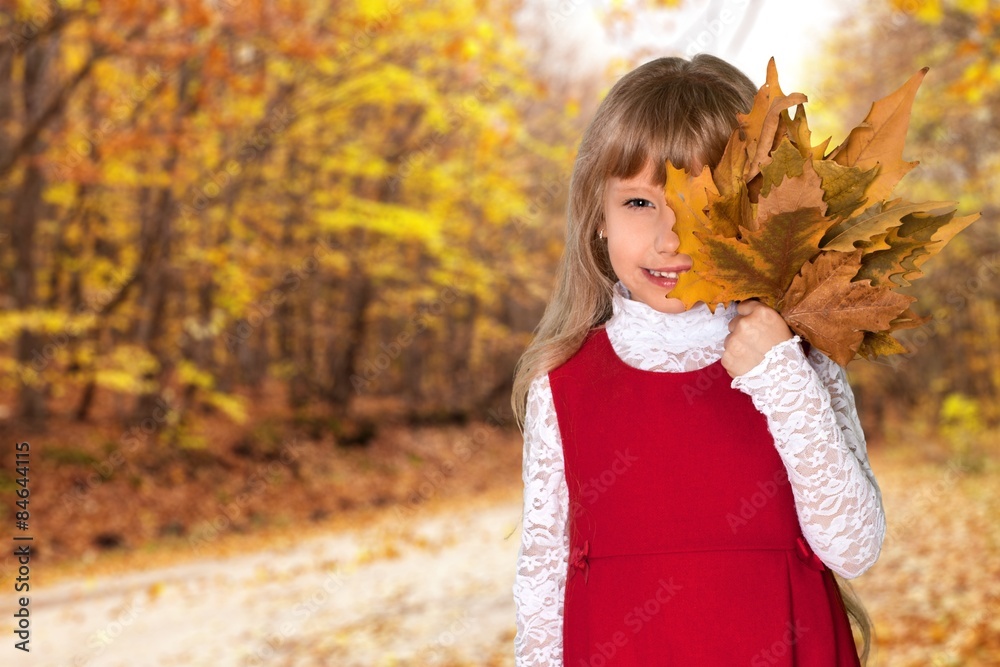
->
<box><xmin>826</xmin><ymin>67</ymin><xmax>929</xmax><ymax>203</ymax></box>
<box><xmin>740</xmin><ymin>58</ymin><xmax>808</xmax><ymax>183</ymax></box>
<box><xmin>699</xmin><ymin>160</ymin><xmax>830</xmax><ymax>308</ymax></box>
<box><xmin>781</xmin><ymin>251</ymin><xmax>915</xmax><ymax>366</ymax></box>
<box><xmin>663</xmin><ymin>162</ymin><xmax>726</xmax><ymax>310</ymax></box>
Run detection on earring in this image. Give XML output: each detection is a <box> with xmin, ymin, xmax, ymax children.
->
<box><xmin>598</xmin><ymin>229</ymin><xmax>604</xmax><ymax>240</ymax></box>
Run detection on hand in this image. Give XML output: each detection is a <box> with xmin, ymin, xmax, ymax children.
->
<box><xmin>722</xmin><ymin>300</ymin><xmax>794</xmax><ymax>378</ymax></box>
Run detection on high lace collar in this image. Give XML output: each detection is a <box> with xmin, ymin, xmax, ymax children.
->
<box><xmin>604</xmin><ymin>281</ymin><xmax>738</xmax><ymax>372</ymax></box>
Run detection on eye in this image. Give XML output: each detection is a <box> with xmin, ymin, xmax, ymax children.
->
<box><xmin>623</xmin><ymin>198</ymin><xmax>654</xmax><ymax>209</ymax></box>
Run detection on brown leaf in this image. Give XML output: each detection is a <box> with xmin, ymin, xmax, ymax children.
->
<box><xmin>781</xmin><ymin>250</ymin><xmax>915</xmax><ymax>366</ymax></box>
<box><xmin>665</xmin><ymin>60</ymin><xmax>978</xmax><ymax>367</ymax></box>
<box><xmin>855</xmin><ymin>210</ymin><xmax>979</xmax><ymax>287</ymax></box>
<box><xmin>739</xmin><ymin>58</ymin><xmax>808</xmax><ymax>183</ymax></box>
<box><xmin>759</xmin><ymin>137</ymin><xmax>806</xmax><ymax>199</ymax></box>
<box><xmin>826</xmin><ymin>67</ymin><xmax>929</xmax><ymax>203</ymax></box>
<box><xmin>775</xmin><ymin>103</ymin><xmax>828</xmax><ymax>161</ymax></box>
<box><xmin>887</xmin><ymin>308</ymin><xmax>932</xmax><ymax>331</ymax></box>
<box><xmin>700</xmin><ymin>160</ymin><xmax>830</xmax><ymax>308</ymax></box>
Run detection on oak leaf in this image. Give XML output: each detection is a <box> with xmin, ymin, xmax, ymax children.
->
<box><xmin>821</xmin><ymin>199</ymin><xmax>957</xmax><ymax>252</ymax></box>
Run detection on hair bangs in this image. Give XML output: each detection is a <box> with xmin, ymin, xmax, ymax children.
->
<box><xmin>599</xmin><ymin>88</ymin><xmax>722</xmax><ymax>186</ymax></box>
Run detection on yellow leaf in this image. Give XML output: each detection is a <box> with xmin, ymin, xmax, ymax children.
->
<box><xmin>662</xmin><ymin>162</ymin><xmax>725</xmax><ymax>310</ymax></box>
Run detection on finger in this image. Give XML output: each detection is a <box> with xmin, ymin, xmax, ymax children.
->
<box><xmin>736</xmin><ymin>299</ymin><xmax>759</xmax><ymax>316</ymax></box>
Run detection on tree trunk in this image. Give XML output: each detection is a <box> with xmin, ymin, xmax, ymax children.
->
<box><xmin>12</xmin><ymin>35</ymin><xmax>60</xmax><ymax>421</ymax></box>
<box><xmin>132</xmin><ymin>62</ymin><xmax>200</xmax><ymax>420</ymax></box>
<box><xmin>325</xmin><ymin>265</ymin><xmax>372</xmax><ymax>411</ymax></box>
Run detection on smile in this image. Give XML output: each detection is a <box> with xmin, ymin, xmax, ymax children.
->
<box><xmin>642</xmin><ymin>266</ymin><xmax>689</xmax><ymax>290</ymax></box>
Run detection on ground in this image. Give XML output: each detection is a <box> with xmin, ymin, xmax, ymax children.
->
<box><xmin>2</xmin><ymin>415</ymin><xmax>999</xmax><ymax>666</ymax></box>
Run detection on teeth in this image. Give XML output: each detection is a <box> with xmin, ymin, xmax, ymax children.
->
<box><xmin>649</xmin><ymin>270</ymin><xmax>679</xmax><ymax>278</ymax></box>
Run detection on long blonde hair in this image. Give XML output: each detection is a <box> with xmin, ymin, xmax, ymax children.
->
<box><xmin>511</xmin><ymin>55</ymin><xmax>756</xmax><ymax>425</ymax></box>
<box><xmin>510</xmin><ymin>53</ymin><xmax>875</xmax><ymax>664</ymax></box>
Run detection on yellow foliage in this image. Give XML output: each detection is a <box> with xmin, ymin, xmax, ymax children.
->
<box><xmin>203</xmin><ymin>390</ymin><xmax>248</xmax><ymax>424</ymax></box>
<box><xmin>177</xmin><ymin>359</ymin><xmax>215</xmax><ymax>390</ymax></box>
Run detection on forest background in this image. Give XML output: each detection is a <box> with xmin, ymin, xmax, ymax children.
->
<box><xmin>0</xmin><ymin>0</ymin><xmax>998</xmax><ymax>665</ymax></box>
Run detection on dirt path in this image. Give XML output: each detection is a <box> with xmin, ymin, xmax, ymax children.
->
<box><xmin>10</xmin><ymin>445</ymin><xmax>1000</xmax><ymax>666</ymax></box>
<box><xmin>20</xmin><ymin>488</ymin><xmax>523</xmax><ymax>667</ymax></box>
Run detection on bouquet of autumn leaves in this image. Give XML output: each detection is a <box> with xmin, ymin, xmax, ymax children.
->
<box><xmin>666</xmin><ymin>59</ymin><xmax>979</xmax><ymax>366</ymax></box>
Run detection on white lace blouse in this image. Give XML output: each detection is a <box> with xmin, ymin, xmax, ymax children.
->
<box><xmin>513</xmin><ymin>282</ymin><xmax>886</xmax><ymax>666</ymax></box>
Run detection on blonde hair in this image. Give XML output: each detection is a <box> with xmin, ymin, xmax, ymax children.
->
<box><xmin>510</xmin><ymin>53</ymin><xmax>874</xmax><ymax>664</ymax></box>
<box><xmin>511</xmin><ymin>55</ymin><xmax>756</xmax><ymax>425</ymax></box>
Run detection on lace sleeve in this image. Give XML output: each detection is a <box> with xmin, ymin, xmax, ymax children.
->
<box><xmin>514</xmin><ymin>374</ymin><xmax>569</xmax><ymax>666</ymax></box>
<box><xmin>731</xmin><ymin>338</ymin><xmax>886</xmax><ymax>579</ymax></box>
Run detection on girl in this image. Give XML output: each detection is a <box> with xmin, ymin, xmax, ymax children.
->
<box><xmin>511</xmin><ymin>55</ymin><xmax>885</xmax><ymax>666</ymax></box>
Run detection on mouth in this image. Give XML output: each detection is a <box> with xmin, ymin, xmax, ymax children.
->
<box><xmin>642</xmin><ymin>266</ymin><xmax>690</xmax><ymax>290</ymax></box>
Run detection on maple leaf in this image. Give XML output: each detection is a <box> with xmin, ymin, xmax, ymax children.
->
<box><xmin>712</xmin><ymin>59</ymin><xmax>807</xmax><ymax>203</ymax></box>
<box><xmin>664</xmin><ymin>58</ymin><xmax>979</xmax><ymax>366</ymax></box>
<box><xmin>740</xmin><ymin>59</ymin><xmax>808</xmax><ymax>184</ymax></box>
<box><xmin>826</xmin><ymin>67</ymin><xmax>929</xmax><ymax>204</ymax></box>
<box><xmin>662</xmin><ymin>162</ymin><xmax>726</xmax><ymax>310</ymax></box>
<box><xmin>781</xmin><ymin>251</ymin><xmax>914</xmax><ymax>366</ymax></box>
<box><xmin>776</xmin><ymin>103</ymin><xmax>830</xmax><ymax>161</ymax></box>
<box><xmin>696</xmin><ymin>159</ymin><xmax>829</xmax><ymax>308</ymax></box>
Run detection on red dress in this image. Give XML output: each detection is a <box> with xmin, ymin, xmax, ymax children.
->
<box><xmin>548</xmin><ymin>328</ymin><xmax>861</xmax><ymax>666</ymax></box>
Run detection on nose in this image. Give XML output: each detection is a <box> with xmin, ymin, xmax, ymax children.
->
<box><xmin>655</xmin><ymin>207</ymin><xmax>680</xmax><ymax>254</ymax></box>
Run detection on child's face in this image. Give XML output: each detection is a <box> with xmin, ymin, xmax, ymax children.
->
<box><xmin>602</xmin><ymin>160</ymin><xmax>693</xmax><ymax>314</ymax></box>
